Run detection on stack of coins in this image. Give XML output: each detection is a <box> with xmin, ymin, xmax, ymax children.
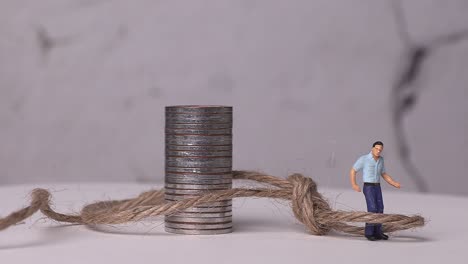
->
<box><xmin>164</xmin><ymin>105</ymin><xmax>233</xmax><ymax>235</ymax></box>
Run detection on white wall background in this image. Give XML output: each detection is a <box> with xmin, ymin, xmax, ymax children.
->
<box><xmin>1</xmin><ymin>0</ymin><xmax>467</xmax><ymax>195</ymax></box>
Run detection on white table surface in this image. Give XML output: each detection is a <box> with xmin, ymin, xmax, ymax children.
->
<box><xmin>0</xmin><ymin>182</ymin><xmax>467</xmax><ymax>264</ymax></box>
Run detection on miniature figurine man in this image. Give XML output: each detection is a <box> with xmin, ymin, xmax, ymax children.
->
<box><xmin>350</xmin><ymin>141</ymin><xmax>401</xmax><ymax>241</ymax></box>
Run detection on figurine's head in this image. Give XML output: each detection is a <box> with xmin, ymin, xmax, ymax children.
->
<box><xmin>371</xmin><ymin>141</ymin><xmax>384</xmax><ymax>157</ymax></box>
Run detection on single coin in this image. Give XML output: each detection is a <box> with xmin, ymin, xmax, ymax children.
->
<box><xmin>165</xmin><ymin>172</ymin><xmax>232</xmax><ymax>178</ymax></box>
<box><xmin>164</xmin><ymin>222</ymin><xmax>233</xmax><ymax>230</ymax></box>
<box><xmin>166</xmin><ymin>156</ymin><xmax>232</xmax><ymax>168</ymax></box>
<box><xmin>172</xmin><ymin>206</ymin><xmax>232</xmax><ymax>213</ymax></box>
<box><xmin>164</xmin><ymin>197</ymin><xmax>232</xmax><ymax>207</ymax></box>
<box><xmin>165</xmin><ymin>216</ymin><xmax>232</xmax><ymax>223</ymax></box>
<box><xmin>165</xmin><ymin>135</ymin><xmax>231</xmax><ymax>145</ymax></box>
<box><xmin>165</xmin><ymin>106</ymin><xmax>232</xmax><ymax>114</ymax></box>
<box><xmin>165</xmin><ymin>172</ymin><xmax>232</xmax><ymax>179</ymax></box>
<box><xmin>164</xmin><ymin>227</ymin><xmax>232</xmax><ymax>235</ymax></box>
<box><xmin>168</xmin><ymin>211</ymin><xmax>232</xmax><ymax>218</ymax></box>
<box><xmin>165</xmin><ymin>167</ymin><xmax>232</xmax><ymax>174</ymax></box>
<box><xmin>164</xmin><ymin>193</ymin><xmax>233</xmax><ymax>201</ymax></box>
<box><xmin>165</xmin><ymin>144</ymin><xmax>232</xmax><ymax>151</ymax></box>
<box><xmin>165</xmin><ymin>128</ymin><xmax>232</xmax><ymax>135</ymax></box>
<box><xmin>165</xmin><ymin>115</ymin><xmax>232</xmax><ymax>124</ymax></box>
<box><xmin>165</xmin><ymin>183</ymin><xmax>232</xmax><ymax>189</ymax></box>
<box><xmin>165</xmin><ymin>123</ymin><xmax>232</xmax><ymax>130</ymax></box>
<box><xmin>165</xmin><ymin>178</ymin><xmax>232</xmax><ymax>185</ymax></box>
<box><xmin>165</xmin><ymin>188</ymin><xmax>230</xmax><ymax>195</ymax></box>
<box><xmin>165</xmin><ymin>150</ymin><xmax>232</xmax><ymax>157</ymax></box>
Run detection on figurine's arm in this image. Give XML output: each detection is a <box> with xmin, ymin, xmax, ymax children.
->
<box><xmin>381</xmin><ymin>173</ymin><xmax>401</xmax><ymax>188</ymax></box>
<box><xmin>350</xmin><ymin>168</ymin><xmax>361</xmax><ymax>192</ymax></box>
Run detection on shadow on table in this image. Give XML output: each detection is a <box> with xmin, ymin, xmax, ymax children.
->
<box><xmin>232</xmin><ymin>217</ymin><xmax>305</xmax><ymax>234</ymax></box>
<box><xmin>0</xmin><ymin>224</ymin><xmax>81</xmax><ymax>250</ymax></box>
<box><xmin>327</xmin><ymin>231</ymin><xmax>432</xmax><ymax>243</ymax></box>
<box><xmin>84</xmin><ymin>219</ymin><xmax>173</xmax><ymax>236</ymax></box>
<box><xmin>0</xmin><ymin>219</ymin><xmax>431</xmax><ymax>250</ymax></box>
<box><xmin>232</xmin><ymin>218</ymin><xmax>431</xmax><ymax>243</ymax></box>
<box><xmin>0</xmin><ymin>219</ymin><xmax>174</xmax><ymax>250</ymax></box>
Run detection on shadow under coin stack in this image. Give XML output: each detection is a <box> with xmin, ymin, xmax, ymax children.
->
<box><xmin>164</xmin><ymin>105</ymin><xmax>233</xmax><ymax>234</ymax></box>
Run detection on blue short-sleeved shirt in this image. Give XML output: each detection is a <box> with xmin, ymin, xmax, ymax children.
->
<box><xmin>352</xmin><ymin>152</ymin><xmax>386</xmax><ymax>183</ymax></box>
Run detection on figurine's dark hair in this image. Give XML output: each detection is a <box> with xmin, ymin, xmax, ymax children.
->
<box><xmin>372</xmin><ymin>141</ymin><xmax>384</xmax><ymax>147</ymax></box>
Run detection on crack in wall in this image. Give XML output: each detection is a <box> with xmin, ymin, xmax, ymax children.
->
<box><xmin>391</xmin><ymin>0</ymin><xmax>468</xmax><ymax>192</ymax></box>
<box><xmin>36</xmin><ymin>26</ymin><xmax>55</xmax><ymax>59</ymax></box>
<box><xmin>34</xmin><ymin>25</ymin><xmax>76</xmax><ymax>63</ymax></box>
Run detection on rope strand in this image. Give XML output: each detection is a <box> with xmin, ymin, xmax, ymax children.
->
<box><xmin>0</xmin><ymin>170</ymin><xmax>424</xmax><ymax>235</ymax></box>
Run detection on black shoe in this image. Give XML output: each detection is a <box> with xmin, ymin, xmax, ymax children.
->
<box><xmin>365</xmin><ymin>235</ymin><xmax>380</xmax><ymax>241</ymax></box>
<box><xmin>377</xmin><ymin>233</ymin><xmax>389</xmax><ymax>240</ymax></box>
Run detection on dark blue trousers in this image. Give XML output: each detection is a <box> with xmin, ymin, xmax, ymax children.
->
<box><xmin>363</xmin><ymin>183</ymin><xmax>384</xmax><ymax>237</ymax></box>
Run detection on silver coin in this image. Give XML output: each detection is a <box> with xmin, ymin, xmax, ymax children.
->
<box><xmin>165</xmin><ymin>111</ymin><xmax>232</xmax><ymax>116</ymax></box>
<box><xmin>164</xmin><ymin>173</ymin><xmax>232</xmax><ymax>185</ymax></box>
<box><xmin>165</xmin><ymin>172</ymin><xmax>232</xmax><ymax>178</ymax></box>
<box><xmin>166</xmin><ymin>117</ymin><xmax>232</xmax><ymax>125</ymax></box>
<box><xmin>164</xmin><ymin>189</ymin><xmax>206</xmax><ymax>195</ymax></box>
<box><xmin>165</xmin><ymin>145</ymin><xmax>232</xmax><ymax>152</ymax></box>
<box><xmin>165</xmin><ymin>188</ymin><xmax>230</xmax><ymax>195</ymax></box>
<box><xmin>168</xmin><ymin>211</ymin><xmax>232</xmax><ymax>218</ymax></box>
<box><xmin>165</xmin><ymin>183</ymin><xmax>232</xmax><ymax>189</ymax></box>
<box><xmin>165</xmin><ymin>176</ymin><xmax>232</xmax><ymax>185</ymax></box>
<box><xmin>164</xmin><ymin>193</ymin><xmax>203</xmax><ymax>199</ymax></box>
<box><xmin>165</xmin><ymin>128</ymin><xmax>231</xmax><ymax>135</ymax></box>
<box><xmin>165</xmin><ymin>156</ymin><xmax>232</xmax><ymax>163</ymax></box>
<box><xmin>165</xmin><ymin>118</ymin><xmax>231</xmax><ymax>124</ymax></box>
<box><xmin>165</xmin><ymin>123</ymin><xmax>232</xmax><ymax>130</ymax></box>
<box><xmin>165</xmin><ymin>197</ymin><xmax>232</xmax><ymax>206</ymax></box>
<box><xmin>170</xmin><ymin>207</ymin><xmax>234</xmax><ymax>213</ymax></box>
<box><xmin>165</xmin><ymin>178</ymin><xmax>232</xmax><ymax>185</ymax></box>
<box><xmin>165</xmin><ymin>167</ymin><xmax>232</xmax><ymax>174</ymax></box>
<box><xmin>165</xmin><ymin>135</ymin><xmax>231</xmax><ymax>145</ymax></box>
<box><xmin>177</xmin><ymin>206</ymin><xmax>232</xmax><ymax>213</ymax></box>
<box><xmin>164</xmin><ymin>193</ymin><xmax>232</xmax><ymax>201</ymax></box>
<box><xmin>165</xmin><ymin>106</ymin><xmax>232</xmax><ymax>114</ymax></box>
<box><xmin>164</xmin><ymin>227</ymin><xmax>232</xmax><ymax>235</ymax></box>
<box><xmin>165</xmin><ymin>222</ymin><xmax>233</xmax><ymax>230</ymax></box>
<box><xmin>166</xmin><ymin>160</ymin><xmax>231</xmax><ymax>167</ymax></box>
<box><xmin>166</xmin><ymin>157</ymin><xmax>232</xmax><ymax>168</ymax></box>
<box><xmin>166</xmin><ymin>179</ymin><xmax>232</xmax><ymax>185</ymax></box>
<box><xmin>166</xmin><ymin>150</ymin><xmax>232</xmax><ymax>157</ymax></box>
<box><xmin>165</xmin><ymin>216</ymin><xmax>232</xmax><ymax>223</ymax></box>
<box><xmin>165</xmin><ymin>134</ymin><xmax>232</xmax><ymax>139</ymax></box>
<box><xmin>166</xmin><ymin>172</ymin><xmax>232</xmax><ymax>177</ymax></box>
<box><xmin>166</xmin><ymin>112</ymin><xmax>232</xmax><ymax>118</ymax></box>
<box><xmin>166</xmin><ymin>155</ymin><xmax>233</xmax><ymax>162</ymax></box>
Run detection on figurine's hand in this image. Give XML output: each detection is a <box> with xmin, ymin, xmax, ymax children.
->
<box><xmin>352</xmin><ymin>184</ymin><xmax>361</xmax><ymax>192</ymax></box>
<box><xmin>393</xmin><ymin>182</ymin><xmax>401</xmax><ymax>189</ymax></box>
